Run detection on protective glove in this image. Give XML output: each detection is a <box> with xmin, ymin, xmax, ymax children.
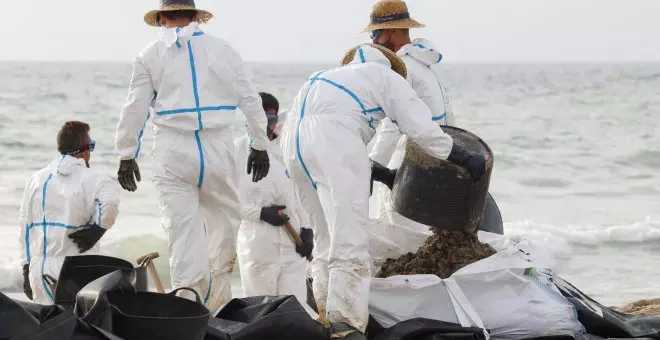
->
<box><xmin>296</xmin><ymin>228</ymin><xmax>314</xmax><ymax>258</ymax></box>
<box><xmin>118</xmin><ymin>159</ymin><xmax>141</xmax><ymax>192</ymax></box>
<box><xmin>22</xmin><ymin>263</ymin><xmax>33</xmax><ymax>300</ymax></box>
<box><xmin>68</xmin><ymin>223</ymin><xmax>107</xmax><ymax>253</ymax></box>
<box><xmin>446</xmin><ymin>144</ymin><xmax>486</xmax><ymax>181</ymax></box>
<box><xmin>247</xmin><ymin>148</ymin><xmax>270</xmax><ymax>183</ymax></box>
<box><xmin>260</xmin><ymin>205</ymin><xmax>289</xmax><ymax>226</ymax></box>
<box><xmin>370</xmin><ymin>160</ymin><xmax>397</xmax><ymax>193</ymax></box>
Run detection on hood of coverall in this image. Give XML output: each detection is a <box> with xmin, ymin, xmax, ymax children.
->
<box><xmin>398</xmin><ymin>38</ymin><xmax>443</xmax><ymax>67</ymax></box>
<box><xmin>51</xmin><ymin>155</ymin><xmax>86</xmax><ymax>176</ymax></box>
<box><xmin>348</xmin><ymin>44</ymin><xmax>393</xmax><ymax>70</ymax></box>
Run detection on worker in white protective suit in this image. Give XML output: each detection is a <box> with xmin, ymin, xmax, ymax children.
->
<box><xmin>364</xmin><ymin>0</ymin><xmax>456</xmax><ymax>250</ymax></box>
<box><xmin>279</xmin><ymin>43</ymin><xmax>486</xmax><ymax>334</ymax></box>
<box><xmin>114</xmin><ymin>1</ymin><xmax>271</xmax><ymax>310</ymax></box>
<box><xmin>19</xmin><ymin>121</ymin><xmax>120</xmax><ymax>305</ymax></box>
<box><xmin>235</xmin><ymin>92</ymin><xmax>315</xmax><ymax>316</ymax></box>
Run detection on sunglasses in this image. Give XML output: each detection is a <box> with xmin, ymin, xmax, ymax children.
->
<box><xmin>65</xmin><ymin>140</ymin><xmax>95</xmax><ymax>156</ymax></box>
<box><xmin>370</xmin><ymin>29</ymin><xmax>383</xmax><ymax>40</ymax></box>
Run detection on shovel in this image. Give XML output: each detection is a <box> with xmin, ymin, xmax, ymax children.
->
<box><xmin>137</xmin><ymin>252</ymin><xmax>166</xmax><ymax>293</ymax></box>
<box><xmin>278</xmin><ymin>211</ymin><xmax>313</xmax><ymax>262</ymax></box>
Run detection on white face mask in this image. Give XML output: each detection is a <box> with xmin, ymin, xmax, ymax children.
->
<box><xmin>158</xmin><ymin>26</ymin><xmax>181</xmax><ymax>47</ymax></box>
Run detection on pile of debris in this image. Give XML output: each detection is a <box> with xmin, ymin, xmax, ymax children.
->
<box><xmin>377</xmin><ymin>230</ymin><xmax>496</xmax><ymax>279</ymax></box>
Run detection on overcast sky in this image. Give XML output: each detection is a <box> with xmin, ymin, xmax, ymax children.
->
<box><xmin>2</xmin><ymin>0</ymin><xmax>659</xmax><ymax>63</ymax></box>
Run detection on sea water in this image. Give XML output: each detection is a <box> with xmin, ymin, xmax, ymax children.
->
<box><xmin>1</xmin><ymin>61</ymin><xmax>659</xmax><ymax>305</ymax></box>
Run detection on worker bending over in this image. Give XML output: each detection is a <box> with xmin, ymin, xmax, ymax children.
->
<box><xmin>280</xmin><ymin>44</ymin><xmax>485</xmax><ymax>334</ymax></box>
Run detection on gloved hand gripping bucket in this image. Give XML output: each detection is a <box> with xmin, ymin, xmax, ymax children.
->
<box><xmin>391</xmin><ymin>126</ymin><xmax>494</xmax><ymax>233</ymax></box>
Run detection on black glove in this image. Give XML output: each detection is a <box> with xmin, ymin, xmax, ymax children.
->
<box><xmin>296</xmin><ymin>228</ymin><xmax>314</xmax><ymax>258</ymax></box>
<box><xmin>118</xmin><ymin>159</ymin><xmax>141</xmax><ymax>192</ymax></box>
<box><xmin>370</xmin><ymin>160</ymin><xmax>397</xmax><ymax>193</ymax></box>
<box><xmin>22</xmin><ymin>263</ymin><xmax>33</xmax><ymax>300</ymax></box>
<box><xmin>260</xmin><ymin>205</ymin><xmax>289</xmax><ymax>226</ymax></box>
<box><xmin>447</xmin><ymin>144</ymin><xmax>486</xmax><ymax>181</ymax></box>
<box><xmin>68</xmin><ymin>224</ymin><xmax>107</xmax><ymax>253</ymax></box>
<box><xmin>247</xmin><ymin>148</ymin><xmax>270</xmax><ymax>182</ymax></box>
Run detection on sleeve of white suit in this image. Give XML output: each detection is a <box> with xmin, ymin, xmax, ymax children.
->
<box><xmin>369</xmin><ymin>118</ymin><xmax>402</xmax><ymax>166</ymax></box>
<box><xmin>92</xmin><ymin>176</ymin><xmax>120</xmax><ymax>230</ymax></box>
<box><xmin>18</xmin><ymin>177</ymin><xmax>33</xmax><ymax>266</ymax></box>
<box><xmin>226</xmin><ymin>46</ymin><xmax>269</xmax><ymax>151</ymax></box>
<box><xmin>115</xmin><ymin>56</ymin><xmax>154</xmax><ymax>161</ymax></box>
<box><xmin>380</xmin><ymin>72</ymin><xmax>454</xmax><ymax>160</ymax></box>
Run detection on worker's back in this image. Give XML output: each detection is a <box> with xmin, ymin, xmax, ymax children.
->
<box><xmin>289</xmin><ymin>54</ymin><xmax>410</xmax><ymax>144</ymax></box>
<box><xmin>135</xmin><ymin>22</ymin><xmax>251</xmax><ymax>132</ymax></box>
<box><xmin>20</xmin><ymin>156</ymin><xmax>118</xmax><ymax>259</ymax></box>
<box><xmin>19</xmin><ymin>155</ymin><xmax>119</xmax><ymax>304</ymax></box>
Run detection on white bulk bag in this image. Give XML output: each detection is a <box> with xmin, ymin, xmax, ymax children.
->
<box><xmin>368</xmin><ymin>234</ymin><xmax>586</xmax><ymax>340</ymax></box>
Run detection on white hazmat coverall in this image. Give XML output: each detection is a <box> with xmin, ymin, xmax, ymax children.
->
<box><xmin>19</xmin><ymin>155</ymin><xmax>120</xmax><ymax>305</ymax></box>
<box><xmin>369</xmin><ymin>38</ymin><xmax>454</xmax><ymax>249</ymax></box>
<box><xmin>234</xmin><ymin>134</ymin><xmax>313</xmax><ymax>316</ymax></box>
<box><xmin>279</xmin><ymin>44</ymin><xmax>454</xmax><ymax>331</ymax></box>
<box><xmin>115</xmin><ymin>22</ymin><xmax>269</xmax><ymax>309</ymax></box>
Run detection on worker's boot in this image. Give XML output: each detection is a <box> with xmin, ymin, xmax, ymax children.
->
<box><xmin>329</xmin><ymin>322</ymin><xmax>367</xmax><ymax>340</ymax></box>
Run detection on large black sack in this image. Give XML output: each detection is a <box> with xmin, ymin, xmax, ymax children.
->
<box><xmin>555</xmin><ymin>277</ymin><xmax>660</xmax><ymax>339</ymax></box>
<box><xmin>306</xmin><ymin>278</ymin><xmax>319</xmax><ymax>313</ymax></box>
<box><xmin>369</xmin><ymin>318</ymin><xmax>487</xmax><ymax>340</ymax></box>
<box><xmin>0</xmin><ymin>292</ymin><xmax>121</xmax><ymax>340</ymax></box>
<box><xmin>206</xmin><ymin>295</ymin><xmax>327</xmax><ymax>340</ymax></box>
<box><xmin>478</xmin><ymin>193</ymin><xmax>503</xmax><ymax>235</ymax></box>
<box><xmin>0</xmin><ymin>293</ymin><xmax>41</xmax><ymax>339</ymax></box>
<box><xmin>74</xmin><ymin>269</ymin><xmax>136</xmax><ymax>331</ymax></box>
<box><xmin>54</xmin><ymin>255</ymin><xmax>143</xmax><ymax>308</ymax></box>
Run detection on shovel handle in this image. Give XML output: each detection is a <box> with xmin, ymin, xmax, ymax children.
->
<box><xmin>284</xmin><ymin>222</ymin><xmax>304</xmax><ymax>246</ymax></box>
<box><xmin>279</xmin><ymin>210</ymin><xmax>313</xmax><ymax>261</ymax></box>
<box><xmin>147</xmin><ymin>262</ymin><xmax>166</xmax><ymax>294</ymax></box>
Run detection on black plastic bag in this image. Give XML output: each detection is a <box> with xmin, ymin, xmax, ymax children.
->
<box><xmin>0</xmin><ymin>293</ymin><xmax>40</xmax><ymax>339</ymax></box>
<box><xmin>306</xmin><ymin>278</ymin><xmax>319</xmax><ymax>313</ymax></box>
<box><xmin>0</xmin><ymin>292</ymin><xmax>122</xmax><ymax>340</ymax></box>
<box><xmin>74</xmin><ymin>269</ymin><xmax>136</xmax><ymax>331</ymax></box>
<box><xmin>206</xmin><ymin>295</ymin><xmax>327</xmax><ymax>340</ymax></box>
<box><xmin>367</xmin><ymin>318</ymin><xmax>487</xmax><ymax>340</ymax></box>
<box><xmin>555</xmin><ymin>277</ymin><xmax>660</xmax><ymax>339</ymax></box>
<box><xmin>478</xmin><ymin>193</ymin><xmax>503</xmax><ymax>235</ymax></box>
<box><xmin>54</xmin><ymin>255</ymin><xmax>138</xmax><ymax>308</ymax></box>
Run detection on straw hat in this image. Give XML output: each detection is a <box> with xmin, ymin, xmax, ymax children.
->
<box><xmin>362</xmin><ymin>0</ymin><xmax>425</xmax><ymax>33</ymax></box>
<box><xmin>144</xmin><ymin>0</ymin><xmax>213</xmax><ymax>27</ymax></box>
<box><xmin>341</xmin><ymin>43</ymin><xmax>407</xmax><ymax>79</ymax></box>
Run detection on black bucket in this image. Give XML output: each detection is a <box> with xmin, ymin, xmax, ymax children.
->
<box><xmin>391</xmin><ymin>126</ymin><xmax>494</xmax><ymax>233</ymax></box>
<box><xmin>109</xmin><ymin>287</ymin><xmax>210</xmax><ymax>340</ymax></box>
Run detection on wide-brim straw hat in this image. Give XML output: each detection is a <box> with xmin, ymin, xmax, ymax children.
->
<box><xmin>362</xmin><ymin>0</ymin><xmax>425</xmax><ymax>33</ymax></box>
<box><xmin>144</xmin><ymin>0</ymin><xmax>213</xmax><ymax>27</ymax></box>
<box><xmin>341</xmin><ymin>43</ymin><xmax>407</xmax><ymax>79</ymax></box>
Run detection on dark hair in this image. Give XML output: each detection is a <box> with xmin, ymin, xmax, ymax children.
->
<box><xmin>259</xmin><ymin>92</ymin><xmax>279</xmax><ymax>112</ymax></box>
<box><xmin>57</xmin><ymin>121</ymin><xmax>90</xmax><ymax>155</ymax></box>
<box><xmin>160</xmin><ymin>10</ymin><xmax>198</xmax><ymax>21</ymax></box>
